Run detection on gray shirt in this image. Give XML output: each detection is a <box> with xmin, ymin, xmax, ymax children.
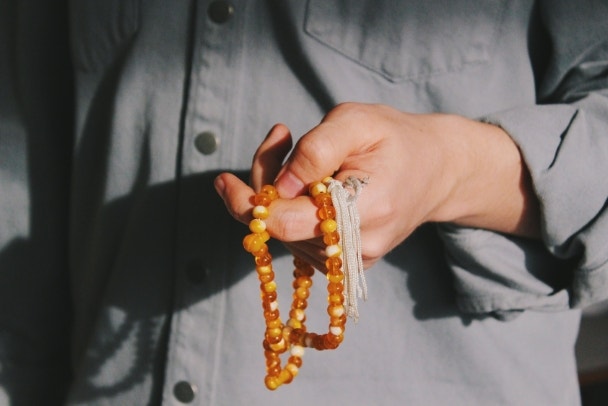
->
<box><xmin>1</xmin><ymin>1</ymin><xmax>607</xmax><ymax>405</ymax></box>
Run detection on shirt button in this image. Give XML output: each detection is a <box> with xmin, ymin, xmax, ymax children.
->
<box><xmin>173</xmin><ymin>381</ymin><xmax>197</xmax><ymax>403</ymax></box>
<box><xmin>185</xmin><ymin>258</ymin><xmax>210</xmax><ymax>285</ymax></box>
<box><xmin>194</xmin><ymin>131</ymin><xmax>219</xmax><ymax>155</ymax></box>
<box><xmin>207</xmin><ymin>0</ymin><xmax>234</xmax><ymax>24</ymax></box>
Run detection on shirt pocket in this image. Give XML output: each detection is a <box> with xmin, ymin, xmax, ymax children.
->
<box><xmin>71</xmin><ymin>0</ymin><xmax>141</xmax><ymax>72</ymax></box>
<box><xmin>304</xmin><ymin>0</ymin><xmax>507</xmax><ymax>83</ymax></box>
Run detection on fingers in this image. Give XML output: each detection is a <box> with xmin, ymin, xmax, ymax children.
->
<box><xmin>214</xmin><ymin>172</ymin><xmax>255</xmax><ymax>224</ymax></box>
<box><xmin>215</xmin><ymin>172</ymin><xmax>319</xmax><ymax>241</ymax></box>
<box><xmin>284</xmin><ymin>239</ymin><xmax>327</xmax><ymax>273</ymax></box>
<box><xmin>250</xmin><ymin>124</ymin><xmax>293</xmax><ymax>191</ymax></box>
<box><xmin>274</xmin><ymin>103</ymin><xmax>379</xmax><ymax>198</ymax></box>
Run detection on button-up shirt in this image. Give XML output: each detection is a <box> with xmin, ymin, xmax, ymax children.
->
<box><xmin>2</xmin><ymin>1</ymin><xmax>607</xmax><ymax>405</ymax></box>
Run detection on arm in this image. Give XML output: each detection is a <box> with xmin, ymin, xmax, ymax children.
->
<box><xmin>474</xmin><ymin>0</ymin><xmax>608</xmax><ymax>308</ymax></box>
<box><xmin>216</xmin><ymin>0</ymin><xmax>608</xmax><ymax>313</ymax></box>
<box><xmin>216</xmin><ymin>103</ymin><xmax>539</xmax><ymax>269</ymax></box>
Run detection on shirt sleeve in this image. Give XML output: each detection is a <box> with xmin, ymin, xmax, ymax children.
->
<box><xmin>439</xmin><ymin>0</ymin><xmax>608</xmax><ymax>316</ymax></box>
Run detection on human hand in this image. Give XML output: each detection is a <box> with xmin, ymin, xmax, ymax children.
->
<box><xmin>215</xmin><ymin>103</ymin><xmax>539</xmax><ymax>269</ymax></box>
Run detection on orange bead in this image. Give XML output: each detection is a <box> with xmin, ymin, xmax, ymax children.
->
<box><xmin>266</xmin><ymin>334</ymin><xmax>282</xmax><ymax>345</ymax></box>
<box><xmin>327</xmin><ymin>282</ymin><xmax>344</xmax><ymax>294</ymax></box>
<box><xmin>265</xmin><ymin>351</ymin><xmax>280</xmax><ymax>363</ymax></box>
<box><xmin>261</xmin><ymin>281</ymin><xmax>277</xmax><ymax>294</ymax></box>
<box><xmin>314</xmin><ymin>193</ymin><xmax>332</xmax><ymax>207</ymax></box>
<box><xmin>254</xmin><ymin>193</ymin><xmax>273</xmax><ymax>206</ymax></box>
<box><xmin>266</xmin><ymin>360</ymin><xmax>282</xmax><ymax>376</ymax></box>
<box><xmin>289</xmin><ymin>308</ymin><xmax>305</xmax><ymax>322</ymax></box>
<box><xmin>328</xmin><ymin>293</ymin><xmax>344</xmax><ymax>304</ymax></box>
<box><xmin>299</xmin><ymin>266</ymin><xmax>314</xmax><ymax>278</ymax></box>
<box><xmin>293</xmin><ymin>276</ymin><xmax>312</xmax><ymax>289</ymax></box>
<box><xmin>255</xmin><ymin>253</ymin><xmax>272</xmax><ymax>266</ymax></box>
<box><xmin>243</xmin><ymin>234</ymin><xmax>265</xmax><ymax>253</ymax></box>
<box><xmin>257</xmin><ymin>265</ymin><xmax>272</xmax><ymax>275</ymax></box>
<box><xmin>263</xmin><ymin>291</ymin><xmax>277</xmax><ymax>302</ymax></box>
<box><xmin>312</xmin><ymin>335</ymin><xmax>325</xmax><ymax>351</ymax></box>
<box><xmin>279</xmin><ymin>368</ymin><xmax>293</xmax><ymax>384</ymax></box>
<box><xmin>261</xmin><ymin>298</ymin><xmax>277</xmax><ymax>311</ymax></box>
<box><xmin>288</xmin><ymin>356</ymin><xmax>303</xmax><ymax>368</ymax></box>
<box><xmin>266</xmin><ymin>326</ymin><xmax>282</xmax><ymax>338</ymax></box>
<box><xmin>320</xmin><ymin>218</ymin><xmax>338</xmax><ymax>234</ymax></box>
<box><xmin>259</xmin><ymin>271</ymin><xmax>275</xmax><ymax>284</ymax></box>
<box><xmin>325</xmin><ymin>257</ymin><xmax>342</xmax><ymax>271</ymax></box>
<box><xmin>252</xmin><ymin>244</ymin><xmax>269</xmax><ymax>258</ymax></box>
<box><xmin>265</xmin><ymin>375</ymin><xmax>280</xmax><ymax>390</ymax></box>
<box><xmin>249</xmin><ymin>218</ymin><xmax>267</xmax><ymax>233</ymax></box>
<box><xmin>259</xmin><ymin>231</ymin><xmax>271</xmax><ymax>242</ymax></box>
<box><xmin>327</xmin><ymin>272</ymin><xmax>344</xmax><ymax>284</ymax></box>
<box><xmin>323</xmin><ymin>231</ymin><xmax>340</xmax><ymax>245</ymax></box>
<box><xmin>327</xmin><ymin>304</ymin><xmax>345</xmax><ymax>318</ymax></box>
<box><xmin>294</xmin><ymin>287</ymin><xmax>310</xmax><ymax>300</ymax></box>
<box><xmin>318</xmin><ymin>205</ymin><xmax>336</xmax><ymax>220</ymax></box>
<box><xmin>288</xmin><ymin>329</ymin><xmax>305</xmax><ymax>345</ymax></box>
<box><xmin>287</xmin><ymin>319</ymin><xmax>302</xmax><ymax>329</ymax></box>
<box><xmin>285</xmin><ymin>362</ymin><xmax>299</xmax><ymax>378</ymax></box>
<box><xmin>265</xmin><ymin>317</ymin><xmax>282</xmax><ymax>329</ymax></box>
<box><xmin>292</xmin><ymin>298</ymin><xmax>307</xmax><ymax>309</ymax></box>
<box><xmin>261</xmin><ymin>185</ymin><xmax>279</xmax><ymax>200</ymax></box>
<box><xmin>269</xmin><ymin>339</ymin><xmax>287</xmax><ymax>352</ymax></box>
<box><xmin>328</xmin><ymin>314</ymin><xmax>346</xmax><ymax>328</ymax></box>
<box><xmin>323</xmin><ymin>334</ymin><xmax>340</xmax><ymax>349</ymax></box>
<box><xmin>264</xmin><ymin>309</ymin><xmax>279</xmax><ymax>320</ymax></box>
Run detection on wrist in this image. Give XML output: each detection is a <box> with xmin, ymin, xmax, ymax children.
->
<box><xmin>426</xmin><ymin>115</ymin><xmax>540</xmax><ymax>238</ymax></box>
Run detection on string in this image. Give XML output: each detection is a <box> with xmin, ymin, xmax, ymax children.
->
<box><xmin>327</xmin><ymin>176</ymin><xmax>368</xmax><ymax>322</ymax></box>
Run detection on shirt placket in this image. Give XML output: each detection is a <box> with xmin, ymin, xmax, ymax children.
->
<box><xmin>163</xmin><ymin>1</ymin><xmax>245</xmax><ymax>404</ymax></box>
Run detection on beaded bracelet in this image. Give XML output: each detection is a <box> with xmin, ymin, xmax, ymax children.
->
<box><xmin>243</xmin><ymin>178</ymin><xmax>346</xmax><ymax>390</ymax></box>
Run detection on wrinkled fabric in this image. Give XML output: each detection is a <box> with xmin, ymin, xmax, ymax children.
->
<box><xmin>1</xmin><ymin>1</ymin><xmax>607</xmax><ymax>405</ymax></box>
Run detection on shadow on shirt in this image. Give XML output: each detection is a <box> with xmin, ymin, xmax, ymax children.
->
<box><xmin>61</xmin><ymin>162</ymin><xmax>478</xmax><ymax>403</ymax></box>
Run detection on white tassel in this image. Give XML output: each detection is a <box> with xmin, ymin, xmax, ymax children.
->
<box><xmin>327</xmin><ymin>176</ymin><xmax>368</xmax><ymax>323</ymax></box>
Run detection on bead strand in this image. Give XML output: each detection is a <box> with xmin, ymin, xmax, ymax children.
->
<box><xmin>243</xmin><ymin>179</ymin><xmax>347</xmax><ymax>390</ymax></box>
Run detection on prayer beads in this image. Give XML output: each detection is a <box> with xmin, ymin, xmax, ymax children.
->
<box><xmin>243</xmin><ymin>179</ymin><xmax>347</xmax><ymax>390</ymax></box>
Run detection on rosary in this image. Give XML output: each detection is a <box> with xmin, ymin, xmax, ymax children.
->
<box><xmin>243</xmin><ymin>177</ymin><xmax>367</xmax><ymax>390</ymax></box>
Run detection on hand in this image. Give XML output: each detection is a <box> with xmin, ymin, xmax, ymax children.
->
<box><xmin>215</xmin><ymin>103</ymin><xmax>540</xmax><ymax>269</ymax></box>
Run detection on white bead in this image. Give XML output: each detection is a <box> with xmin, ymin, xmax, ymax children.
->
<box><xmin>269</xmin><ymin>301</ymin><xmax>278</xmax><ymax>311</ymax></box>
<box><xmin>329</xmin><ymin>305</ymin><xmax>345</xmax><ymax>317</ymax></box>
<box><xmin>330</xmin><ymin>326</ymin><xmax>343</xmax><ymax>336</ymax></box>
<box><xmin>325</xmin><ymin>244</ymin><xmax>342</xmax><ymax>258</ymax></box>
<box><xmin>310</xmin><ymin>182</ymin><xmax>327</xmax><ymax>196</ymax></box>
<box><xmin>252</xmin><ymin>205</ymin><xmax>269</xmax><ymax>219</ymax></box>
<box><xmin>291</xmin><ymin>345</ymin><xmax>305</xmax><ymax>357</ymax></box>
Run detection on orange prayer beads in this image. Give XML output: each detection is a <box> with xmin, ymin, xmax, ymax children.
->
<box><xmin>243</xmin><ymin>179</ymin><xmax>347</xmax><ymax>390</ymax></box>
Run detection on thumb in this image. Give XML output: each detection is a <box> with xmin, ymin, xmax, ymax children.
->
<box><xmin>274</xmin><ymin>120</ymin><xmax>357</xmax><ymax>198</ymax></box>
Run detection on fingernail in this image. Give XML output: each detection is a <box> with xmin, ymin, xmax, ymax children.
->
<box><xmin>214</xmin><ymin>176</ymin><xmax>226</xmax><ymax>198</ymax></box>
<box><xmin>275</xmin><ymin>171</ymin><xmax>304</xmax><ymax>198</ymax></box>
